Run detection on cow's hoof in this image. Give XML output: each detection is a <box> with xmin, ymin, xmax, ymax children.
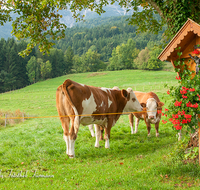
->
<box><xmin>147</xmin><ymin>134</ymin><xmax>151</xmax><ymax>137</ymax></box>
<box><xmin>156</xmin><ymin>133</ymin><xmax>159</xmax><ymax>137</ymax></box>
<box><xmin>133</xmin><ymin>131</ymin><xmax>137</xmax><ymax>134</ymax></box>
<box><xmin>68</xmin><ymin>154</ymin><xmax>75</xmax><ymax>158</ymax></box>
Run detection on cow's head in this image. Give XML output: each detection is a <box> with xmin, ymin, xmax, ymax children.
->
<box><xmin>141</xmin><ymin>98</ymin><xmax>164</xmax><ymax>121</ymax></box>
<box><xmin>122</xmin><ymin>88</ymin><xmax>143</xmax><ymax>113</ymax></box>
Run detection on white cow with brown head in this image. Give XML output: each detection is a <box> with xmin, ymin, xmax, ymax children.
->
<box><xmin>129</xmin><ymin>91</ymin><xmax>164</xmax><ymax>137</ymax></box>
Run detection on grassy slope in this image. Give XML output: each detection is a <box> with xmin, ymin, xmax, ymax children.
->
<box><xmin>0</xmin><ymin>70</ymin><xmax>200</xmax><ymax>189</ymax></box>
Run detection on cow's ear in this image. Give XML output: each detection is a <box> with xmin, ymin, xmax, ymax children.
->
<box><xmin>158</xmin><ymin>102</ymin><xmax>164</xmax><ymax>107</ymax></box>
<box><xmin>121</xmin><ymin>89</ymin><xmax>128</xmax><ymax>98</ymax></box>
<box><xmin>141</xmin><ymin>103</ymin><xmax>146</xmax><ymax>108</ymax></box>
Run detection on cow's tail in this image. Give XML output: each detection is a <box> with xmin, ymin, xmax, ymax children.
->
<box><xmin>62</xmin><ymin>79</ymin><xmax>79</xmax><ymax>134</ymax></box>
<box><xmin>56</xmin><ymin>85</ymin><xmax>64</xmax><ymax>120</ymax></box>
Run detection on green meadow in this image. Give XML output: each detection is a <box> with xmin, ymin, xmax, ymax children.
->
<box><xmin>0</xmin><ymin>70</ymin><xmax>200</xmax><ymax>189</ymax></box>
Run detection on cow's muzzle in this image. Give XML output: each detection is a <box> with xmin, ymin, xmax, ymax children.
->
<box><xmin>148</xmin><ymin>115</ymin><xmax>155</xmax><ymax>119</ymax></box>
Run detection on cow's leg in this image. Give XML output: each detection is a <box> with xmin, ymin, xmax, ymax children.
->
<box><xmin>68</xmin><ymin>117</ymin><xmax>79</xmax><ymax>158</ymax></box>
<box><xmin>134</xmin><ymin>117</ymin><xmax>140</xmax><ymax>134</ymax></box>
<box><xmin>63</xmin><ymin>135</ymin><xmax>69</xmax><ymax>155</ymax></box>
<box><xmin>155</xmin><ymin>122</ymin><xmax>159</xmax><ymax>137</ymax></box>
<box><xmin>100</xmin><ymin>126</ymin><xmax>104</xmax><ymax>140</ymax></box>
<box><xmin>129</xmin><ymin>113</ymin><xmax>134</xmax><ymax>134</ymax></box>
<box><xmin>95</xmin><ymin>124</ymin><xmax>101</xmax><ymax>148</ymax></box>
<box><xmin>60</xmin><ymin>116</ymin><xmax>70</xmax><ymax>155</ymax></box>
<box><xmin>146</xmin><ymin>123</ymin><xmax>151</xmax><ymax>136</ymax></box>
<box><xmin>68</xmin><ymin>126</ymin><xmax>76</xmax><ymax>158</ymax></box>
<box><xmin>88</xmin><ymin>124</ymin><xmax>95</xmax><ymax>137</ymax></box>
<box><xmin>104</xmin><ymin>121</ymin><xmax>112</xmax><ymax>149</ymax></box>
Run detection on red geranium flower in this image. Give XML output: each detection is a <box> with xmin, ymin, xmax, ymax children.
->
<box><xmin>172</xmin><ymin>114</ymin><xmax>179</xmax><ymax>119</ymax></box>
<box><xmin>175</xmin><ymin>76</ymin><xmax>181</xmax><ymax>80</ymax></box>
<box><xmin>189</xmin><ymin>88</ymin><xmax>195</xmax><ymax>92</ymax></box>
<box><xmin>182</xmin><ymin>119</ymin><xmax>187</xmax><ymax>124</ymax></box>
<box><xmin>180</xmin><ymin>89</ymin><xmax>187</xmax><ymax>94</ymax></box>
<box><xmin>184</xmin><ymin>114</ymin><xmax>192</xmax><ymax>119</ymax></box>
<box><xmin>186</xmin><ymin>101</ymin><xmax>192</xmax><ymax>107</ymax></box>
<box><xmin>192</xmin><ymin>49</ymin><xmax>200</xmax><ymax>55</ymax></box>
<box><xmin>162</xmin><ymin>120</ymin><xmax>167</xmax><ymax>124</ymax></box>
<box><xmin>191</xmin><ymin>103</ymin><xmax>198</xmax><ymax>108</ymax></box>
<box><xmin>182</xmin><ymin>95</ymin><xmax>187</xmax><ymax>99</ymax></box>
<box><xmin>174</xmin><ymin>125</ymin><xmax>182</xmax><ymax>130</ymax></box>
<box><xmin>182</xmin><ymin>86</ymin><xmax>189</xmax><ymax>91</ymax></box>
<box><xmin>174</xmin><ymin>100</ymin><xmax>182</xmax><ymax>107</ymax></box>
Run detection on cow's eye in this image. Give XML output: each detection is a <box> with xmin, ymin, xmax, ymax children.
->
<box><xmin>132</xmin><ymin>98</ymin><xmax>136</xmax><ymax>102</ymax></box>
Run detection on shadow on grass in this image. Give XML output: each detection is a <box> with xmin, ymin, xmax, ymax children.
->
<box><xmin>74</xmin><ymin>129</ymin><xmax>177</xmax><ymax>160</ymax></box>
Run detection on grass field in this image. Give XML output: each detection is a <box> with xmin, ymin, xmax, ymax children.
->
<box><xmin>0</xmin><ymin>70</ymin><xmax>200</xmax><ymax>189</ymax></box>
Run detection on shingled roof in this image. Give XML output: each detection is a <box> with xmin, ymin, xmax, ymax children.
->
<box><xmin>158</xmin><ymin>18</ymin><xmax>200</xmax><ymax>62</ymax></box>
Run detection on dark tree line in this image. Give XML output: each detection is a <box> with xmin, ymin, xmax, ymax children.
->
<box><xmin>0</xmin><ymin>39</ymin><xmax>74</xmax><ymax>93</ymax></box>
<box><xmin>0</xmin><ymin>38</ymin><xmax>33</xmax><ymax>92</ymax></box>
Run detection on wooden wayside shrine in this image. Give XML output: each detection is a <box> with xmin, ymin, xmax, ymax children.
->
<box><xmin>158</xmin><ymin>18</ymin><xmax>200</xmax><ymax>165</ymax></box>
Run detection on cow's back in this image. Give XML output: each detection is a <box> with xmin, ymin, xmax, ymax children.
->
<box><xmin>60</xmin><ymin>79</ymin><xmax>126</xmax><ymax>126</ymax></box>
<box><xmin>134</xmin><ymin>91</ymin><xmax>160</xmax><ymax>103</ymax></box>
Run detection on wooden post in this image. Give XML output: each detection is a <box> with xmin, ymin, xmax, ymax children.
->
<box><xmin>5</xmin><ymin>114</ymin><xmax>7</xmax><ymax>127</ymax></box>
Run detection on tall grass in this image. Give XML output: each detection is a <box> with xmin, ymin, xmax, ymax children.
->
<box><xmin>0</xmin><ymin>70</ymin><xmax>200</xmax><ymax>189</ymax></box>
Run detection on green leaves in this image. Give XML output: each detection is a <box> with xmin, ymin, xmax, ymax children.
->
<box><xmin>1</xmin><ymin>0</ymin><xmax>200</xmax><ymax>56</ymax></box>
<box><xmin>8</xmin><ymin>0</ymin><xmax>67</xmax><ymax>56</ymax></box>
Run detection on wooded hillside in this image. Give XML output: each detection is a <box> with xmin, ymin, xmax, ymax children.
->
<box><xmin>0</xmin><ymin>16</ymin><xmax>166</xmax><ymax>93</ymax></box>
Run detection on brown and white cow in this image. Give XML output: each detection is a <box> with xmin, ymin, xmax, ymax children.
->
<box><xmin>88</xmin><ymin>86</ymin><xmax>120</xmax><ymax>139</ymax></box>
<box><xmin>129</xmin><ymin>91</ymin><xmax>164</xmax><ymax>137</ymax></box>
<box><xmin>56</xmin><ymin>79</ymin><xmax>143</xmax><ymax>158</ymax></box>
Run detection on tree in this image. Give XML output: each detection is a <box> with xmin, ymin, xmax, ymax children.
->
<box><xmin>134</xmin><ymin>47</ymin><xmax>150</xmax><ymax>70</ymax></box>
<box><xmin>0</xmin><ymin>70</ymin><xmax>14</xmax><ymax>92</ymax></box>
<box><xmin>48</xmin><ymin>48</ymin><xmax>66</xmax><ymax>78</ymax></box>
<box><xmin>64</xmin><ymin>46</ymin><xmax>74</xmax><ymax>74</ymax></box>
<box><xmin>81</xmin><ymin>49</ymin><xmax>105</xmax><ymax>72</ymax></box>
<box><xmin>1</xmin><ymin>1</ymin><xmax>199</xmax><ymax>56</ymax></box>
<box><xmin>108</xmin><ymin>39</ymin><xmax>139</xmax><ymax>70</ymax></box>
<box><xmin>26</xmin><ymin>56</ymin><xmax>40</xmax><ymax>83</ymax></box>
<box><xmin>72</xmin><ymin>55</ymin><xmax>82</xmax><ymax>73</ymax></box>
<box><xmin>40</xmin><ymin>60</ymin><xmax>52</xmax><ymax>80</ymax></box>
<box><xmin>147</xmin><ymin>47</ymin><xmax>164</xmax><ymax>70</ymax></box>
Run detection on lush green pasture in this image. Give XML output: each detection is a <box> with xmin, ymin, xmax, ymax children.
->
<box><xmin>0</xmin><ymin>70</ymin><xmax>200</xmax><ymax>189</ymax></box>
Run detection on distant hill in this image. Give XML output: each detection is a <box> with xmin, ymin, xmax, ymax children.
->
<box><xmin>0</xmin><ymin>3</ymin><xmax>135</xmax><ymax>39</ymax></box>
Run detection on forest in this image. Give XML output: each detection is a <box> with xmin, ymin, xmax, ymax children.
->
<box><xmin>0</xmin><ymin>16</ymin><xmax>166</xmax><ymax>93</ymax></box>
